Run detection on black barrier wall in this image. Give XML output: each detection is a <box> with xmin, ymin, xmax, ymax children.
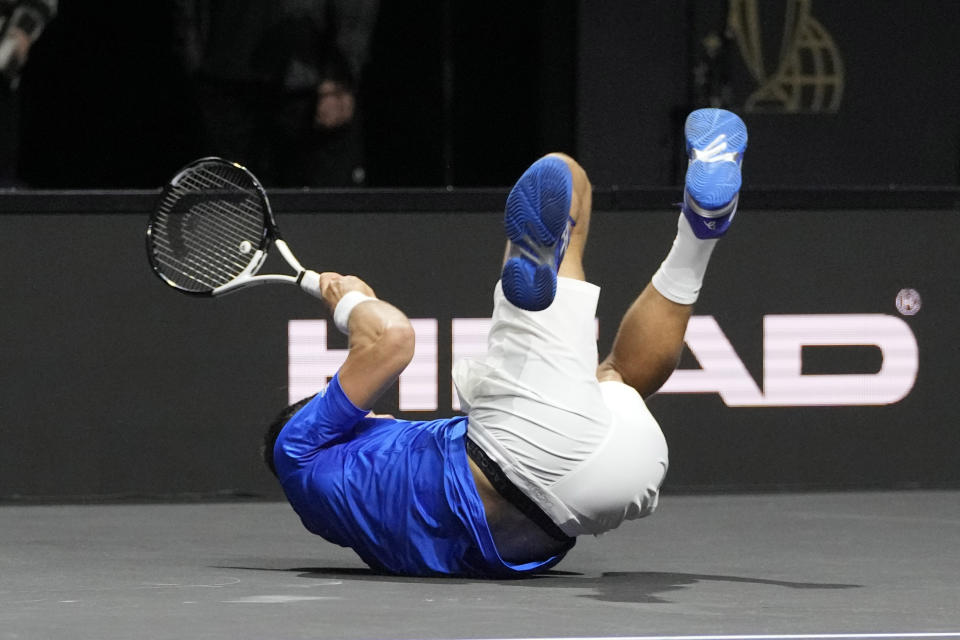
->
<box><xmin>578</xmin><ymin>1</ymin><xmax>960</xmax><ymax>187</ymax></box>
<box><xmin>1</xmin><ymin>191</ymin><xmax>959</xmax><ymax>500</ymax></box>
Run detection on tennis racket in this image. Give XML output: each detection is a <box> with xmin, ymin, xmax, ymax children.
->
<box><xmin>146</xmin><ymin>157</ymin><xmax>322</xmax><ymax>298</ymax></box>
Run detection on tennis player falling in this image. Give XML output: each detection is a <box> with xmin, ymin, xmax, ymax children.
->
<box><xmin>263</xmin><ymin>108</ymin><xmax>748</xmax><ymax>577</ymax></box>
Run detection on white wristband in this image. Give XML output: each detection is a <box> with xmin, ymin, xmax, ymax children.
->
<box><xmin>333</xmin><ymin>291</ymin><xmax>377</xmax><ymax>335</ymax></box>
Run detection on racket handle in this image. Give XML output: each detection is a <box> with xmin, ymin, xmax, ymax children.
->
<box><xmin>297</xmin><ymin>270</ymin><xmax>324</xmax><ymax>299</ymax></box>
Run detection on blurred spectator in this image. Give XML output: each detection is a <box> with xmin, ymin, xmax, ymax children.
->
<box><xmin>0</xmin><ymin>0</ymin><xmax>55</xmax><ymax>186</ymax></box>
<box><xmin>175</xmin><ymin>0</ymin><xmax>379</xmax><ymax>187</ymax></box>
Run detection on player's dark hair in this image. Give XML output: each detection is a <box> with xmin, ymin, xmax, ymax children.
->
<box><xmin>262</xmin><ymin>395</ymin><xmax>316</xmax><ymax>477</ymax></box>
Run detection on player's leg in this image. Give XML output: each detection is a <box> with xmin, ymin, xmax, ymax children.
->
<box><xmin>596</xmin><ymin>284</ymin><xmax>692</xmax><ymax>397</ymax></box>
<box><xmin>455</xmin><ymin>151</ymin><xmax>601</xmax><ymax>507</ymax></box>
<box><xmin>500</xmin><ymin>152</ymin><xmax>592</xmax><ymax>309</ymax></box>
<box><xmin>598</xmin><ymin>108</ymin><xmax>747</xmax><ymax>398</ymax></box>
<box><xmin>462</xmin><ymin>151</ymin><xmax>672</xmax><ymax>540</ymax></box>
<box><xmin>554</xmin><ymin>153</ymin><xmax>592</xmax><ymax>281</ymax></box>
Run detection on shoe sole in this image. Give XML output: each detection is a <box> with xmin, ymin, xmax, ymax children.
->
<box><xmin>501</xmin><ymin>156</ymin><xmax>572</xmax><ymax>311</ymax></box>
<box><xmin>685</xmin><ymin>108</ymin><xmax>747</xmax><ymax>211</ymax></box>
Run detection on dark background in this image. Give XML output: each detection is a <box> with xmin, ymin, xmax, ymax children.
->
<box><xmin>1</xmin><ymin>193</ymin><xmax>957</xmax><ymax>500</ymax></box>
<box><xmin>13</xmin><ymin>0</ymin><xmax>960</xmax><ymax>189</ymax></box>
<box><xmin>2</xmin><ymin>1</ymin><xmax>959</xmax><ymax>501</ymax></box>
<box><xmin>15</xmin><ymin>0</ymin><xmax>577</xmax><ymax>188</ymax></box>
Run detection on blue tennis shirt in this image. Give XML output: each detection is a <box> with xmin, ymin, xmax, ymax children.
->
<box><xmin>273</xmin><ymin>374</ymin><xmax>572</xmax><ymax>578</ymax></box>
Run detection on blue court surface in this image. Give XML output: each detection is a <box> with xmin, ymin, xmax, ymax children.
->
<box><xmin>2</xmin><ymin>490</ymin><xmax>958</xmax><ymax>640</ymax></box>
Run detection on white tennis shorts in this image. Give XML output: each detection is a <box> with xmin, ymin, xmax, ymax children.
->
<box><xmin>453</xmin><ymin>277</ymin><xmax>669</xmax><ymax>537</ymax></box>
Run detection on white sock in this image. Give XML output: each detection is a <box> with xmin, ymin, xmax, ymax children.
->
<box><xmin>651</xmin><ymin>213</ymin><xmax>718</xmax><ymax>304</ymax></box>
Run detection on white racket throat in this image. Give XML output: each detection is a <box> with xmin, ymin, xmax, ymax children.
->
<box><xmin>198</xmin><ymin>237</ymin><xmax>319</xmax><ymax>297</ymax></box>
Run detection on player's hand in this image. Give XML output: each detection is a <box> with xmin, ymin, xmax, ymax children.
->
<box><xmin>317</xmin><ymin>272</ymin><xmax>376</xmax><ymax>313</ymax></box>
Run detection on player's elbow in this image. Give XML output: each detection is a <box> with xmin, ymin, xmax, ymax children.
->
<box><xmin>378</xmin><ymin>317</ymin><xmax>416</xmax><ymax>371</ymax></box>
<box><xmin>348</xmin><ymin>302</ymin><xmax>416</xmax><ymax>377</ymax></box>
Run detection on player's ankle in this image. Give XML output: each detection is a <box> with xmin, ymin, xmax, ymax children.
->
<box><xmin>651</xmin><ymin>213</ymin><xmax>718</xmax><ymax>305</ymax></box>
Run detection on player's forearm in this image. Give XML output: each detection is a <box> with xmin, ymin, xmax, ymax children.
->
<box><xmin>318</xmin><ymin>272</ymin><xmax>415</xmax><ymax>409</ymax></box>
<box><xmin>338</xmin><ymin>299</ymin><xmax>415</xmax><ymax>410</ymax></box>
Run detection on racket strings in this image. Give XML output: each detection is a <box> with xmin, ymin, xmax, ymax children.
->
<box><xmin>152</xmin><ymin>202</ymin><xmax>253</xmax><ymax>274</ymax></box>
<box><xmin>152</xmin><ymin>204</ymin><xmax>252</xmax><ymax>289</ymax></box>
<box><xmin>151</xmin><ymin>219</ymin><xmax>248</xmax><ymax>288</ymax></box>
<box><xmin>150</xmin><ymin>162</ymin><xmax>268</xmax><ymax>292</ymax></box>
<box><xmin>163</xmin><ymin>165</ymin><xmax>265</xmax><ymax>235</ymax></box>
<box><xmin>160</xmin><ymin>166</ymin><xmax>264</xmax><ymax>244</ymax></box>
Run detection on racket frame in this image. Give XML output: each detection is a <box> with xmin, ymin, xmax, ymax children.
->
<box><xmin>147</xmin><ymin>157</ymin><xmax>317</xmax><ymax>298</ymax></box>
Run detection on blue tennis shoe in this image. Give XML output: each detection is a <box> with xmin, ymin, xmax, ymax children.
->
<box><xmin>682</xmin><ymin>108</ymin><xmax>748</xmax><ymax>239</ymax></box>
<box><xmin>501</xmin><ymin>156</ymin><xmax>574</xmax><ymax>311</ymax></box>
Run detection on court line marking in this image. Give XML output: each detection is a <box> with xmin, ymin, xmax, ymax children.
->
<box><xmin>469</xmin><ymin>634</ymin><xmax>960</xmax><ymax>640</ymax></box>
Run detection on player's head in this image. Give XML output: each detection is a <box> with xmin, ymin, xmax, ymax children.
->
<box><xmin>261</xmin><ymin>395</ymin><xmax>316</xmax><ymax>477</ymax></box>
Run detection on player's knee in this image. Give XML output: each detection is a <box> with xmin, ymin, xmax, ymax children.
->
<box><xmin>545</xmin><ymin>152</ymin><xmax>589</xmax><ymax>186</ymax></box>
<box><xmin>545</xmin><ymin>152</ymin><xmax>592</xmax><ymax>221</ymax></box>
<box><xmin>598</xmin><ymin>353</ymin><xmax>677</xmax><ymax>400</ymax></box>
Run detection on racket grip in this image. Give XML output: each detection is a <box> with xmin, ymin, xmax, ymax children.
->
<box><xmin>298</xmin><ymin>270</ymin><xmax>324</xmax><ymax>299</ymax></box>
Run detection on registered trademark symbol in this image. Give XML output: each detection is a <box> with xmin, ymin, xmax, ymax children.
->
<box><xmin>896</xmin><ymin>288</ymin><xmax>921</xmax><ymax>316</ymax></box>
